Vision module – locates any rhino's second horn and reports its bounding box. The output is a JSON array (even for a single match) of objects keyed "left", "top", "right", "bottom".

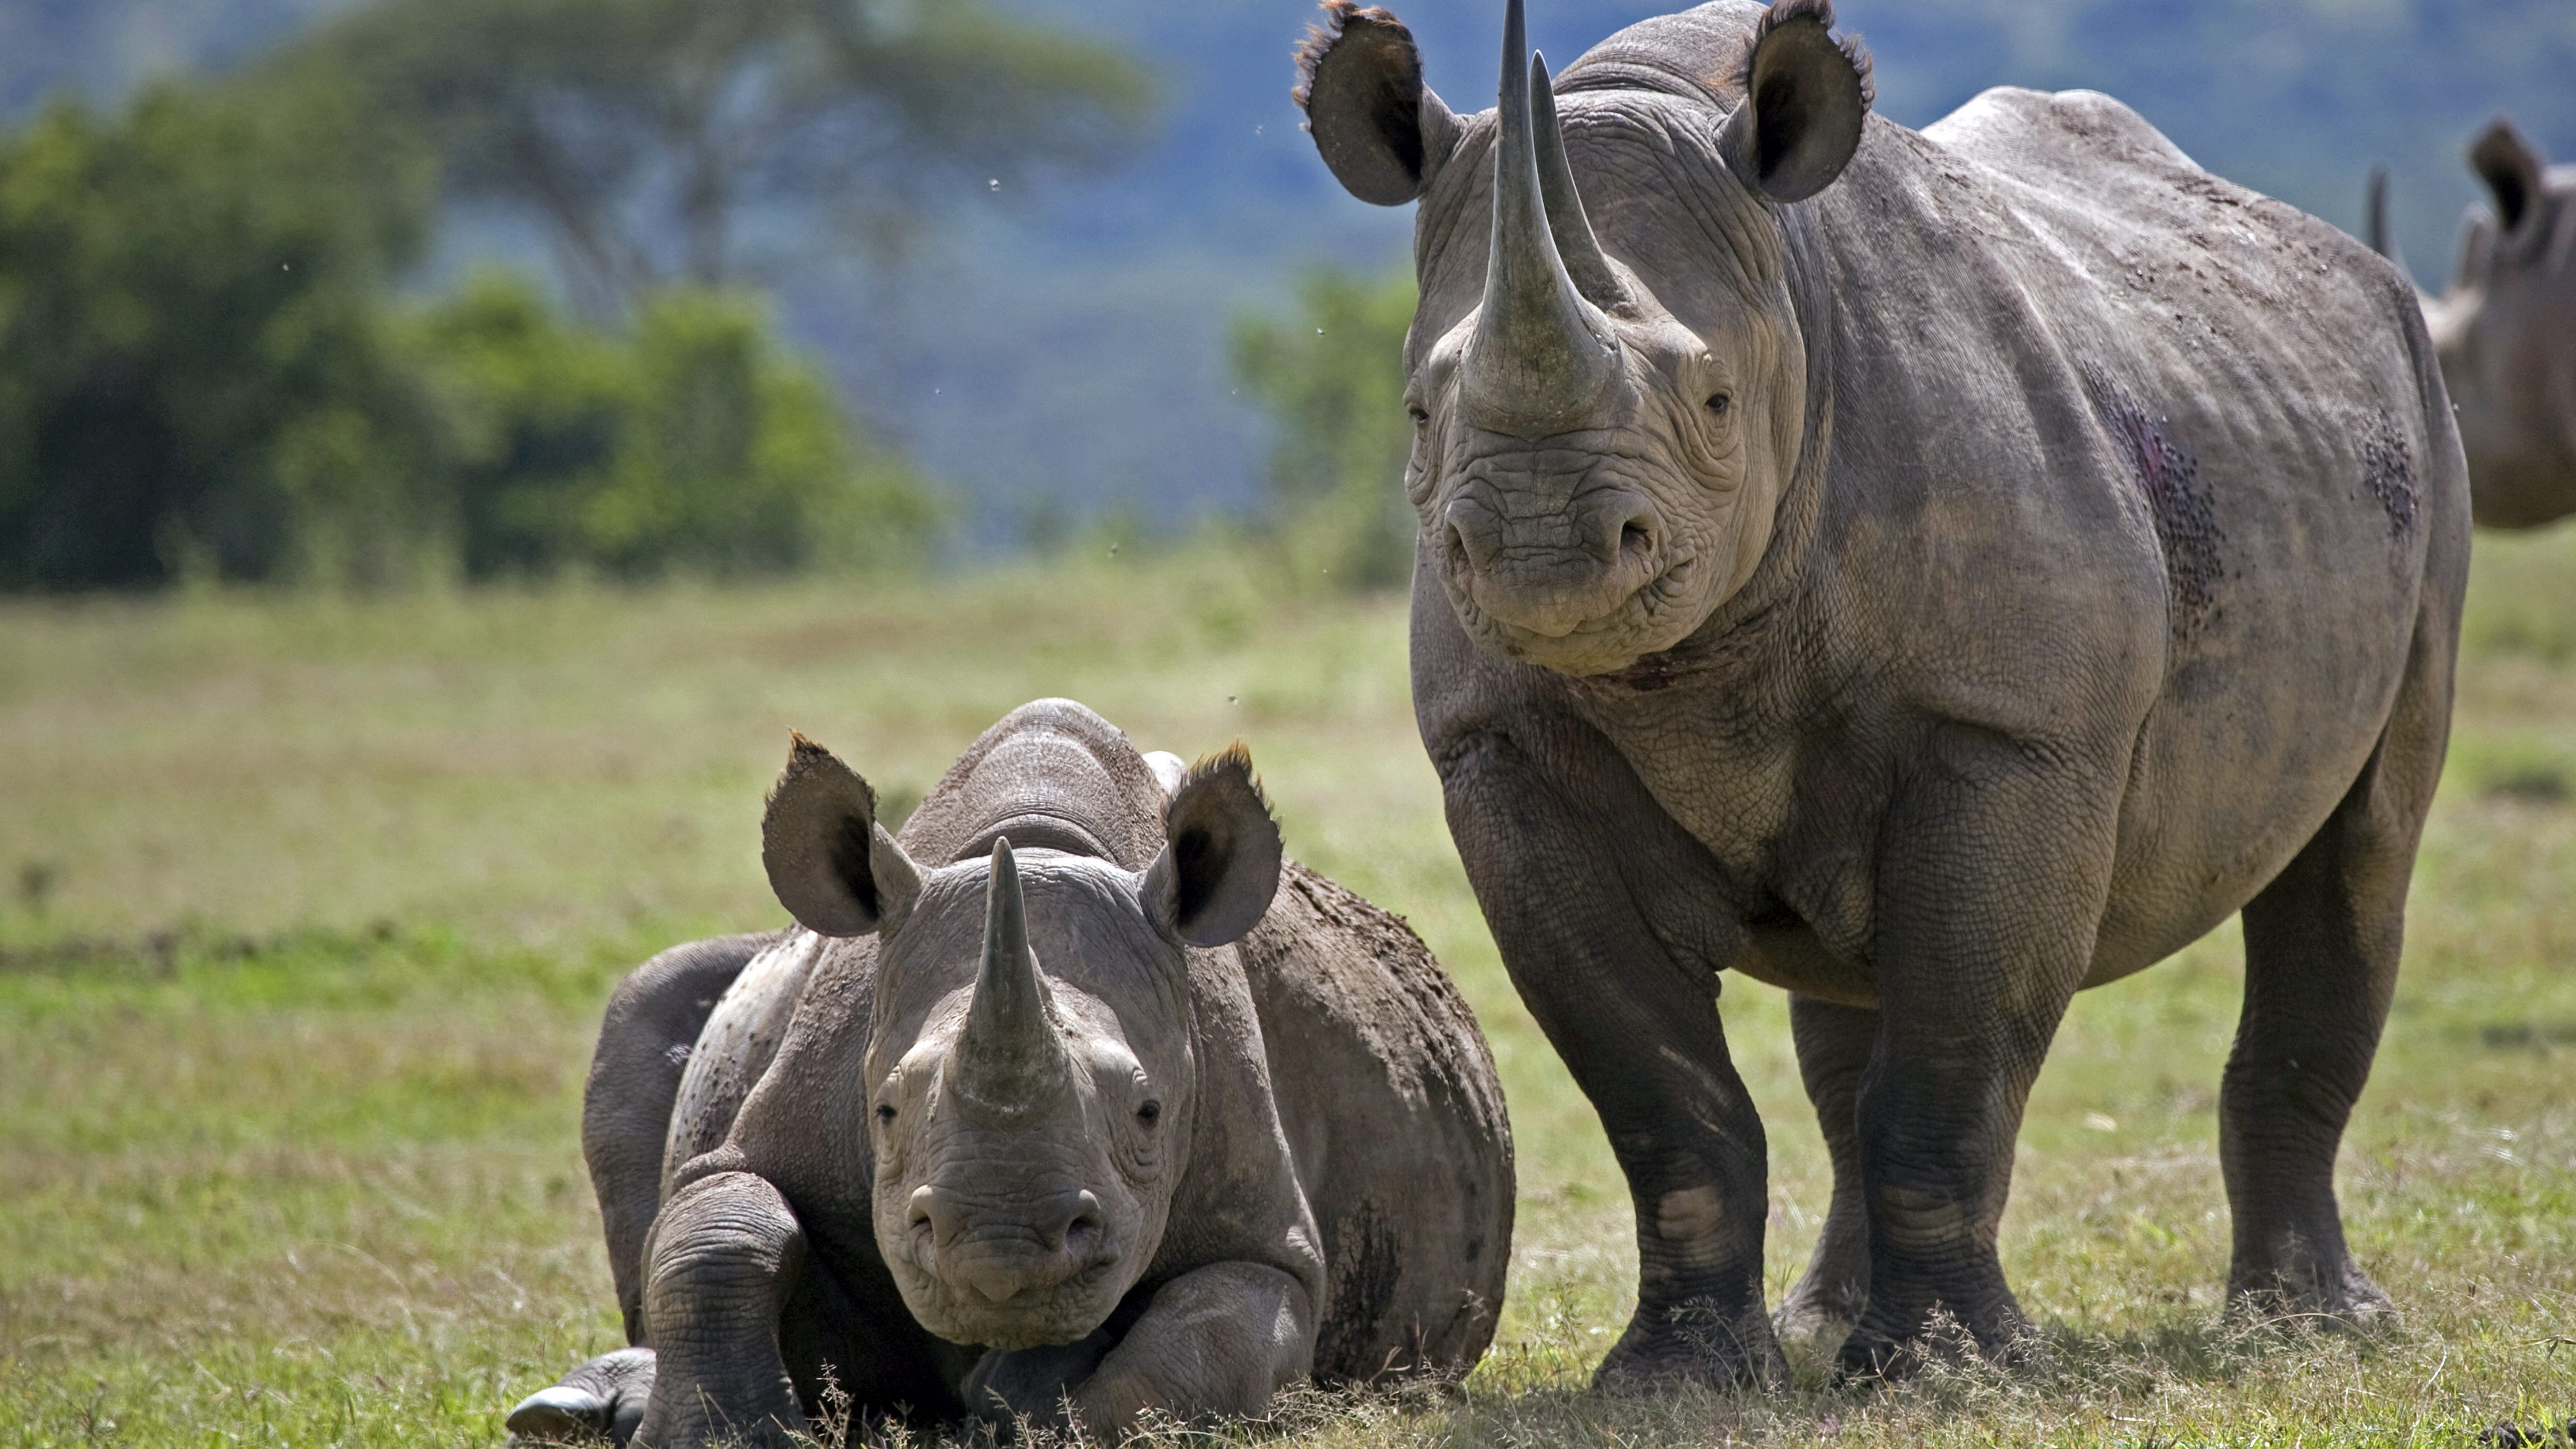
[{"left": 1461, "top": 0, "right": 1622, "bottom": 437}]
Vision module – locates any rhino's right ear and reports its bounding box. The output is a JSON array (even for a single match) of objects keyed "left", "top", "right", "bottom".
[
  {"left": 1142, "top": 744, "right": 1283, "bottom": 949},
  {"left": 1298, "top": 1, "right": 1458, "bottom": 206},
  {"left": 762, "top": 734, "right": 923, "bottom": 937}
]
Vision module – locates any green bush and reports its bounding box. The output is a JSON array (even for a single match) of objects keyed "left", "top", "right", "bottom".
[
  {"left": 412, "top": 272, "right": 941, "bottom": 581},
  {"left": 0, "top": 77, "right": 440, "bottom": 589},
  {"left": 1230, "top": 265, "right": 1418, "bottom": 592},
  {"left": 0, "top": 75, "right": 941, "bottom": 592}
]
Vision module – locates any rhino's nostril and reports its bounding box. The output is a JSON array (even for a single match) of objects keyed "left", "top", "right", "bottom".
[
  {"left": 1062, "top": 1191, "right": 1105, "bottom": 1257},
  {"left": 1445, "top": 496, "right": 1501, "bottom": 573},
  {"left": 1620, "top": 520, "right": 1653, "bottom": 559}
]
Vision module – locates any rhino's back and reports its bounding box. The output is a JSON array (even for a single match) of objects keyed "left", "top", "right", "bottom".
[{"left": 1235, "top": 863, "right": 1513, "bottom": 1382}]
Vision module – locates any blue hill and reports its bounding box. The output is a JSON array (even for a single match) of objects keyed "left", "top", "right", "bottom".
[{"left": 8, "top": 0, "right": 2573, "bottom": 541}]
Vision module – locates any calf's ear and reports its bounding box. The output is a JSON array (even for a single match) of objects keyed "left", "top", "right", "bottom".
[
  {"left": 1298, "top": 1, "right": 1458, "bottom": 206},
  {"left": 1718, "top": 0, "right": 1874, "bottom": 204},
  {"left": 2469, "top": 119, "right": 2544, "bottom": 238},
  {"left": 762, "top": 733, "right": 923, "bottom": 937},
  {"left": 1143, "top": 744, "right": 1283, "bottom": 948}
]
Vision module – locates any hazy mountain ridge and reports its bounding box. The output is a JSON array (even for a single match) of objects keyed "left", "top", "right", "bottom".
[{"left": 7, "top": 0, "right": 2571, "bottom": 539}]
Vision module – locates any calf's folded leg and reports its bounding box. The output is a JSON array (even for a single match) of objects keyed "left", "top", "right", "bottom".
[
  {"left": 966, "top": 1262, "right": 1314, "bottom": 1434},
  {"left": 634, "top": 1172, "right": 808, "bottom": 1449}
]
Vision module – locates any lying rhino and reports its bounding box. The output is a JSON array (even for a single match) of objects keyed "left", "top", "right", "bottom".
[
  {"left": 508, "top": 700, "right": 1512, "bottom": 1444},
  {"left": 1301, "top": 0, "right": 2461, "bottom": 1384},
  {"left": 2370, "top": 121, "right": 2576, "bottom": 528}
]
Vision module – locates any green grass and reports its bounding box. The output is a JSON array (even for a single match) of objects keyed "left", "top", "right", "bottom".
[{"left": 3, "top": 531, "right": 2573, "bottom": 1446}]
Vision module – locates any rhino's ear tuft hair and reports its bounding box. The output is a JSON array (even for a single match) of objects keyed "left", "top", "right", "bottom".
[
  {"left": 2469, "top": 118, "right": 2544, "bottom": 238},
  {"left": 1298, "top": 1, "right": 1458, "bottom": 206},
  {"left": 1718, "top": 0, "right": 1873, "bottom": 206},
  {"left": 762, "top": 732, "right": 923, "bottom": 937},
  {"left": 1143, "top": 742, "right": 1283, "bottom": 948}
]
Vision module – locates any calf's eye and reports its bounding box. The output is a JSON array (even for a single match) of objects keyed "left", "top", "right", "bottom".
[
  {"left": 1408, "top": 407, "right": 1430, "bottom": 428},
  {"left": 875, "top": 1103, "right": 897, "bottom": 1125},
  {"left": 1137, "top": 1100, "right": 1162, "bottom": 1127},
  {"left": 1705, "top": 393, "right": 1731, "bottom": 418}
]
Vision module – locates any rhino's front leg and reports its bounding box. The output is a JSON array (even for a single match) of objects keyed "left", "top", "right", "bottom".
[
  {"left": 634, "top": 1172, "right": 808, "bottom": 1448},
  {"left": 1434, "top": 723, "right": 1777, "bottom": 1391},
  {"left": 1840, "top": 728, "right": 2118, "bottom": 1376},
  {"left": 966, "top": 1262, "right": 1314, "bottom": 1433}
]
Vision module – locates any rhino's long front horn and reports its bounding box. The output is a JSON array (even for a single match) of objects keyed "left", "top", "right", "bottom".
[
  {"left": 1462, "top": 0, "right": 1621, "bottom": 437},
  {"left": 950, "top": 839, "right": 1067, "bottom": 1111}
]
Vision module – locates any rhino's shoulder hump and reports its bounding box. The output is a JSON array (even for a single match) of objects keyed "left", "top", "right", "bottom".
[{"left": 1924, "top": 86, "right": 2192, "bottom": 177}]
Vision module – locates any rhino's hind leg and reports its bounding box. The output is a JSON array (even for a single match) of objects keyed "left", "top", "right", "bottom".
[
  {"left": 1775, "top": 995, "right": 1875, "bottom": 1365},
  {"left": 585, "top": 932, "right": 776, "bottom": 1342},
  {"left": 507, "top": 1347, "right": 655, "bottom": 1444},
  {"left": 2223, "top": 647, "right": 2448, "bottom": 1327}
]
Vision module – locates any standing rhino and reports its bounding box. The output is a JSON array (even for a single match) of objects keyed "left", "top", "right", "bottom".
[
  {"left": 1300, "top": 0, "right": 2462, "bottom": 1383},
  {"left": 2369, "top": 122, "right": 2576, "bottom": 529},
  {"left": 508, "top": 700, "right": 1511, "bottom": 1444}
]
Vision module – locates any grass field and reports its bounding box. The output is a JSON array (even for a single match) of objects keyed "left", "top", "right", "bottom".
[{"left": 3, "top": 531, "right": 2574, "bottom": 1447}]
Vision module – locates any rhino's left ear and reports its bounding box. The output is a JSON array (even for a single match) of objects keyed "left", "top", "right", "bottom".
[
  {"left": 1142, "top": 744, "right": 1283, "bottom": 948},
  {"left": 1718, "top": 0, "right": 1874, "bottom": 205},
  {"left": 1298, "top": 1, "right": 1459, "bottom": 206},
  {"left": 762, "top": 733, "right": 923, "bottom": 937},
  {"left": 2469, "top": 118, "right": 2545, "bottom": 239}
]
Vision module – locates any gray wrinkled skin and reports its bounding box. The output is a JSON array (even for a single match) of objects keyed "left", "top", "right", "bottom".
[
  {"left": 1304, "top": 0, "right": 2463, "bottom": 1387},
  {"left": 508, "top": 700, "right": 1511, "bottom": 1445},
  {"left": 2370, "top": 122, "right": 2576, "bottom": 529}
]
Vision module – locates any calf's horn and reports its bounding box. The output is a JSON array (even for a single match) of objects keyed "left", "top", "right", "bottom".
[
  {"left": 1461, "top": 0, "right": 1622, "bottom": 437},
  {"left": 950, "top": 839, "right": 1067, "bottom": 1111}
]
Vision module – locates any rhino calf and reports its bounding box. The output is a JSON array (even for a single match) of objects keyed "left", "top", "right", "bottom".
[{"left": 508, "top": 700, "right": 1512, "bottom": 1444}]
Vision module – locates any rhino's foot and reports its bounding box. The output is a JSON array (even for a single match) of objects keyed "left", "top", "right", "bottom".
[
  {"left": 507, "top": 1348, "right": 655, "bottom": 1444},
  {"left": 1834, "top": 1297, "right": 2036, "bottom": 1384},
  {"left": 962, "top": 1329, "right": 1118, "bottom": 1434},
  {"left": 1772, "top": 1270, "right": 1865, "bottom": 1374},
  {"left": 2228, "top": 1255, "right": 2397, "bottom": 1333},
  {"left": 1592, "top": 1298, "right": 1785, "bottom": 1395}
]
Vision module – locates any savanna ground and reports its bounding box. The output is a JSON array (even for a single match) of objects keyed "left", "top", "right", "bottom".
[{"left": 3, "top": 529, "right": 2574, "bottom": 1448}]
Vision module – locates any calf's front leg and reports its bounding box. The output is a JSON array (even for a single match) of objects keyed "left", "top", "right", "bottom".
[
  {"left": 965, "top": 1262, "right": 1314, "bottom": 1433},
  {"left": 634, "top": 1172, "right": 808, "bottom": 1448}
]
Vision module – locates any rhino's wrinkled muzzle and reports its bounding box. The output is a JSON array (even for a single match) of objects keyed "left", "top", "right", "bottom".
[
  {"left": 1444, "top": 478, "right": 1664, "bottom": 641},
  {"left": 910, "top": 1182, "right": 1112, "bottom": 1304}
]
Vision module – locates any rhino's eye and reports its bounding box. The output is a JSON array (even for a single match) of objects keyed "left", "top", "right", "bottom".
[
  {"left": 1705, "top": 393, "right": 1731, "bottom": 418},
  {"left": 1137, "top": 1100, "right": 1162, "bottom": 1128},
  {"left": 1407, "top": 406, "right": 1430, "bottom": 429},
  {"left": 875, "top": 1103, "right": 897, "bottom": 1126}
]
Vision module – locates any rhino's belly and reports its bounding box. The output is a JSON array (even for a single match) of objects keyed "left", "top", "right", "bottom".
[{"left": 660, "top": 931, "right": 822, "bottom": 1198}]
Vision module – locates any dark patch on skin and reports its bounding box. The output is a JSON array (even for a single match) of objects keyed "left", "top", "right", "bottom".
[
  {"left": 1600, "top": 647, "right": 1686, "bottom": 691},
  {"left": 2362, "top": 409, "right": 2418, "bottom": 537},
  {"left": 1314, "top": 1198, "right": 1403, "bottom": 1379},
  {"left": 2083, "top": 364, "right": 2224, "bottom": 641}
]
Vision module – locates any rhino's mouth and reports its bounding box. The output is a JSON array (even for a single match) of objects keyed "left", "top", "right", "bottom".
[
  {"left": 893, "top": 1251, "right": 1130, "bottom": 1350},
  {"left": 1442, "top": 548, "right": 1702, "bottom": 677}
]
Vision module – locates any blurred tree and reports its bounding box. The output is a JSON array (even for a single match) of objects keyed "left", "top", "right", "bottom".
[
  {"left": 279, "top": 0, "right": 1157, "bottom": 315},
  {"left": 0, "top": 71, "right": 442, "bottom": 589},
  {"left": 412, "top": 270, "right": 940, "bottom": 580},
  {"left": 1230, "top": 265, "right": 1418, "bottom": 592}
]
